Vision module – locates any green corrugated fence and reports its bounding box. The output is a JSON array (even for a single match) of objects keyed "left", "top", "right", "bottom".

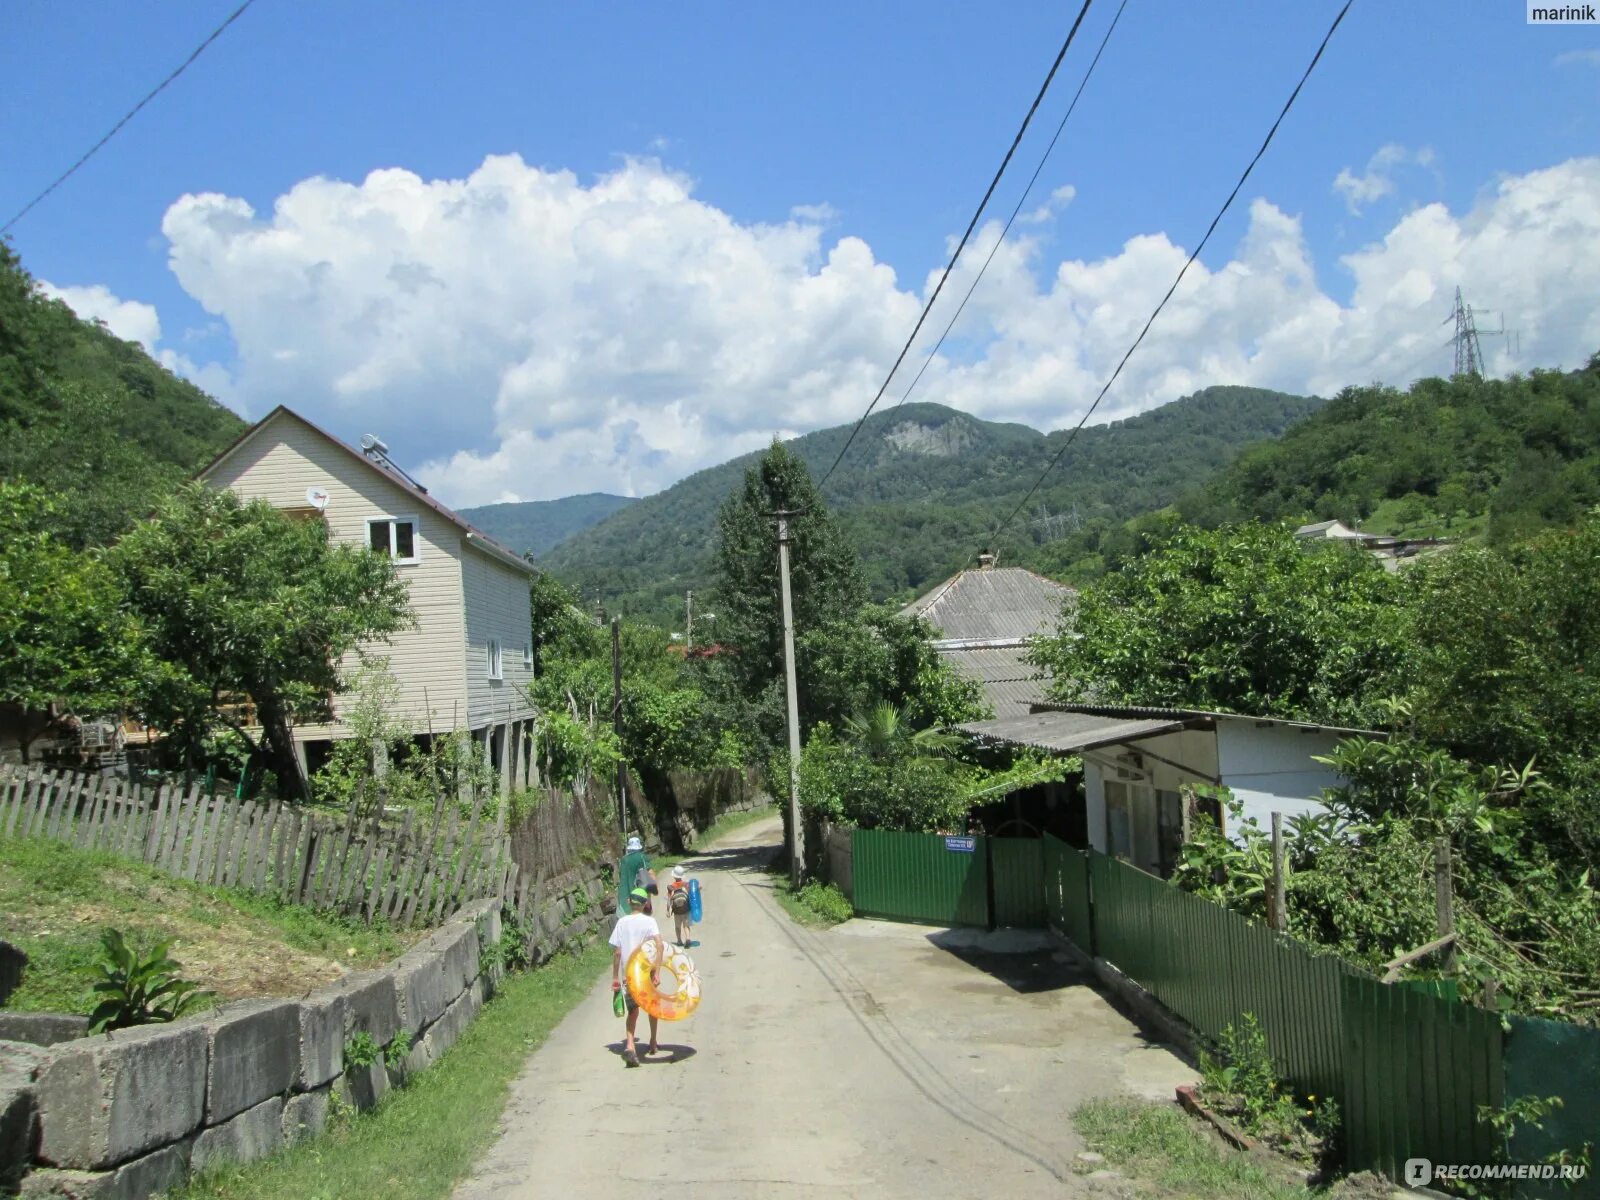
[
  {"left": 1042, "top": 834, "right": 1093, "bottom": 954},
  {"left": 850, "top": 828, "right": 988, "bottom": 927},
  {"left": 850, "top": 828, "right": 1600, "bottom": 1187},
  {"left": 1341, "top": 972, "right": 1504, "bottom": 1185}
]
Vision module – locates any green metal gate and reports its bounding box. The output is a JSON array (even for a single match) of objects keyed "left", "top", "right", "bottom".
[
  {"left": 990, "top": 837, "right": 1044, "bottom": 927},
  {"left": 1043, "top": 834, "right": 1093, "bottom": 954},
  {"left": 851, "top": 828, "right": 989, "bottom": 927}
]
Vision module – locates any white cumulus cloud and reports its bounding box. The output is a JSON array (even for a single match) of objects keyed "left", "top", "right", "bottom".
[
  {"left": 1332, "top": 143, "right": 1436, "bottom": 215},
  {"left": 37, "top": 282, "right": 162, "bottom": 351},
  {"left": 155, "top": 154, "right": 1600, "bottom": 508}
]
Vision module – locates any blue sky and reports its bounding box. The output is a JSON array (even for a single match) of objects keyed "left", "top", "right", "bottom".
[{"left": 4, "top": 1, "right": 1598, "bottom": 504}]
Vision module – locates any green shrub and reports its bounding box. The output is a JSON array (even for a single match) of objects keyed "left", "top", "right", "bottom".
[
  {"left": 344, "top": 1030, "right": 380, "bottom": 1069},
  {"left": 1197, "top": 1013, "right": 1336, "bottom": 1163},
  {"left": 798, "top": 881, "right": 853, "bottom": 924},
  {"left": 87, "top": 929, "right": 209, "bottom": 1033}
]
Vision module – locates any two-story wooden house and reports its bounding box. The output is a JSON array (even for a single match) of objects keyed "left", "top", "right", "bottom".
[{"left": 199, "top": 406, "right": 538, "bottom": 793}]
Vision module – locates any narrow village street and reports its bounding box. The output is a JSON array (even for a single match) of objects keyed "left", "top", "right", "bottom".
[{"left": 454, "top": 815, "right": 1193, "bottom": 1199}]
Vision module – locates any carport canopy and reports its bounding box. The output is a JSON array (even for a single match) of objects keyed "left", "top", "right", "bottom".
[{"left": 956, "top": 709, "right": 1188, "bottom": 754}]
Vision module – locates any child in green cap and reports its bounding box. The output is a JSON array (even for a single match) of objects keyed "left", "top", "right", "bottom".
[{"left": 609, "top": 886, "right": 664, "bottom": 1067}]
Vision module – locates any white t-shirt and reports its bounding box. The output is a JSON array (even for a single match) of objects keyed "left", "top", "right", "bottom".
[{"left": 609, "top": 911, "right": 660, "bottom": 968}]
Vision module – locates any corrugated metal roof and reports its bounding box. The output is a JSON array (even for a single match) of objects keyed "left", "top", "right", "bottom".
[
  {"left": 937, "top": 645, "right": 1049, "bottom": 718},
  {"left": 1037, "top": 702, "right": 1379, "bottom": 738},
  {"left": 957, "top": 710, "right": 1187, "bottom": 754},
  {"left": 900, "top": 567, "right": 1075, "bottom": 642}
]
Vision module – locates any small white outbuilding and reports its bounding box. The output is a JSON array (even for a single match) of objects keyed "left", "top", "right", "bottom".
[{"left": 958, "top": 703, "right": 1379, "bottom": 877}]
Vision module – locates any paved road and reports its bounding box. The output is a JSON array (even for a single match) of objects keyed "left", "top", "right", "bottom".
[{"left": 455, "top": 815, "right": 1193, "bottom": 1199}]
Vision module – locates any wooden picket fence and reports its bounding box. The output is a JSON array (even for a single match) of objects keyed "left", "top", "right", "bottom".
[{"left": 0, "top": 765, "right": 515, "bottom": 928}]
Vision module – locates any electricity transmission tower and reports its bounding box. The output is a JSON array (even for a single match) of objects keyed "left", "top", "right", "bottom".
[{"left": 1447, "top": 287, "right": 1515, "bottom": 378}]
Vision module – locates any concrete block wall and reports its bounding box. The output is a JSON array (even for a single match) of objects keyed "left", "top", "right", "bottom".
[{"left": 1, "top": 876, "right": 607, "bottom": 1199}]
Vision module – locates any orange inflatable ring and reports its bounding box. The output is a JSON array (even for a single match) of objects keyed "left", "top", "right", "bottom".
[{"left": 625, "top": 939, "right": 701, "bottom": 1021}]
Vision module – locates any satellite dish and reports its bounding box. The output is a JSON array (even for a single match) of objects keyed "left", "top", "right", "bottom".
[
  {"left": 360, "top": 434, "right": 389, "bottom": 455},
  {"left": 305, "top": 486, "right": 330, "bottom": 511}
]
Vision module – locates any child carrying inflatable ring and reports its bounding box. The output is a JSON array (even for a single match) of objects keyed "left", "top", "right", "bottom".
[{"left": 626, "top": 937, "right": 701, "bottom": 1022}]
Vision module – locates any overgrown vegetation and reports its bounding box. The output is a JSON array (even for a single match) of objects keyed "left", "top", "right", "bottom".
[
  {"left": 1074, "top": 1098, "right": 1333, "bottom": 1200},
  {"left": 1197, "top": 1014, "right": 1339, "bottom": 1166},
  {"left": 171, "top": 940, "right": 611, "bottom": 1200},
  {"left": 1049, "top": 514, "right": 1600, "bottom": 1024}
]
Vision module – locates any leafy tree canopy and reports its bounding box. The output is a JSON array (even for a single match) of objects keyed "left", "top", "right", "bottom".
[
  {"left": 107, "top": 484, "right": 413, "bottom": 798},
  {"left": 1032, "top": 522, "right": 1409, "bottom": 727},
  {"left": 0, "top": 482, "right": 143, "bottom": 758}
]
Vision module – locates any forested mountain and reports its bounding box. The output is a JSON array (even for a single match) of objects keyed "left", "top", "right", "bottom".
[
  {"left": 1187, "top": 362, "right": 1600, "bottom": 543},
  {"left": 458, "top": 493, "right": 635, "bottom": 557},
  {"left": 1035, "top": 359, "right": 1600, "bottom": 579},
  {"left": 544, "top": 386, "right": 1323, "bottom": 625},
  {"left": 0, "top": 244, "right": 244, "bottom": 546}
]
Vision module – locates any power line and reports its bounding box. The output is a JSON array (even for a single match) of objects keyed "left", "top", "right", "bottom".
[
  {"left": 890, "top": 0, "right": 1130, "bottom": 415},
  {"left": 816, "top": 0, "right": 1097, "bottom": 489},
  {"left": 993, "top": 0, "right": 1354, "bottom": 544},
  {"left": 2, "top": 0, "right": 259, "bottom": 235}
]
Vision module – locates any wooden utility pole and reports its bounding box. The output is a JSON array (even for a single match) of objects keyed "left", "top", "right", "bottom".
[
  {"left": 1435, "top": 836, "right": 1457, "bottom": 975},
  {"left": 1270, "top": 811, "right": 1287, "bottom": 933},
  {"left": 775, "top": 511, "right": 805, "bottom": 887},
  {"left": 611, "top": 615, "right": 627, "bottom": 839}
]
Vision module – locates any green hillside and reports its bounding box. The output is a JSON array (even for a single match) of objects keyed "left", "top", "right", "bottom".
[
  {"left": 0, "top": 244, "right": 245, "bottom": 546},
  {"left": 1033, "top": 359, "right": 1600, "bottom": 579},
  {"left": 457, "top": 492, "right": 635, "bottom": 558},
  {"left": 545, "top": 386, "right": 1323, "bottom": 625},
  {"left": 1185, "top": 361, "right": 1600, "bottom": 542}
]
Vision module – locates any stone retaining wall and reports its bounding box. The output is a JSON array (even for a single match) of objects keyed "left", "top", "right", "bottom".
[
  {"left": 1, "top": 863, "right": 612, "bottom": 1199},
  {"left": 658, "top": 767, "right": 771, "bottom": 852}
]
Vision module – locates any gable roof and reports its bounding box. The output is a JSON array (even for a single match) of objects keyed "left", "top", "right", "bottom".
[
  {"left": 900, "top": 566, "right": 1075, "bottom": 643},
  {"left": 197, "top": 405, "right": 536, "bottom": 576}
]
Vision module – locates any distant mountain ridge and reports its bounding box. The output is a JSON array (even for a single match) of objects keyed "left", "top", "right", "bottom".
[
  {"left": 542, "top": 386, "right": 1324, "bottom": 626},
  {"left": 458, "top": 492, "right": 635, "bottom": 558}
]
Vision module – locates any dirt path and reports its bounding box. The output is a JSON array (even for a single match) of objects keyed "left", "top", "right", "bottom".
[{"left": 454, "top": 815, "right": 1193, "bottom": 1198}]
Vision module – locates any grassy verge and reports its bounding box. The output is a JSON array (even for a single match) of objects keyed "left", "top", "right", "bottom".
[
  {"left": 767, "top": 869, "right": 853, "bottom": 928},
  {"left": 0, "top": 835, "right": 415, "bottom": 1016},
  {"left": 171, "top": 939, "right": 612, "bottom": 1200},
  {"left": 1073, "top": 1100, "right": 1391, "bottom": 1199},
  {"left": 1074, "top": 1098, "right": 1314, "bottom": 1199}
]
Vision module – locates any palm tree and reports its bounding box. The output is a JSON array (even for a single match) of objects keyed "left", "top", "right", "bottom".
[{"left": 842, "top": 701, "right": 961, "bottom": 763}]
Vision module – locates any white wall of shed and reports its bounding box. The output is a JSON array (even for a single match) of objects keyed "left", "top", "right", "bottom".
[{"left": 1215, "top": 720, "right": 1345, "bottom": 831}]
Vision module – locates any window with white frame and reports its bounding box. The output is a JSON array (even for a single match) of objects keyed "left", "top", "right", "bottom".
[
  {"left": 523, "top": 643, "right": 533, "bottom": 670},
  {"left": 367, "top": 517, "right": 420, "bottom": 564},
  {"left": 487, "top": 638, "right": 503, "bottom": 681}
]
